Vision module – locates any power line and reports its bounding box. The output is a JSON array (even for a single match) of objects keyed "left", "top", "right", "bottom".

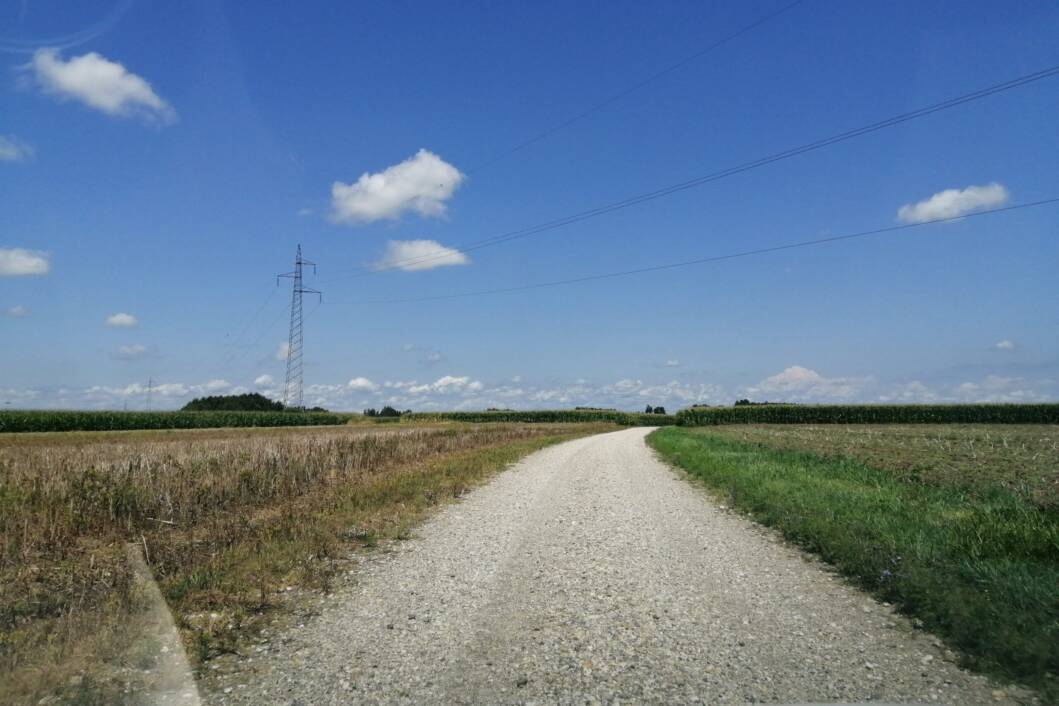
[
  {"left": 467, "top": 0, "right": 807, "bottom": 173},
  {"left": 326, "top": 198, "right": 1059, "bottom": 305},
  {"left": 321, "top": 63, "right": 1059, "bottom": 281}
]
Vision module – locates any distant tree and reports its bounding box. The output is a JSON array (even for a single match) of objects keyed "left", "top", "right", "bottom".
[
  {"left": 363, "top": 408, "right": 378, "bottom": 417},
  {"left": 378, "top": 406, "right": 401, "bottom": 417},
  {"left": 734, "top": 398, "right": 752, "bottom": 406},
  {"left": 653, "top": 406, "right": 666, "bottom": 415},
  {"left": 644, "top": 405, "right": 654, "bottom": 414},
  {"left": 182, "top": 393, "right": 284, "bottom": 412}
]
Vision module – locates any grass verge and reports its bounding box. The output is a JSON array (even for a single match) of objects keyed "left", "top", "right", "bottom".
[
  {"left": 647, "top": 426, "right": 1058, "bottom": 700},
  {"left": 1, "top": 422, "right": 610, "bottom": 704}
]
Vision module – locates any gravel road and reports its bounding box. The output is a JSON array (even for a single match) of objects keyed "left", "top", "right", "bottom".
[{"left": 207, "top": 428, "right": 1027, "bottom": 705}]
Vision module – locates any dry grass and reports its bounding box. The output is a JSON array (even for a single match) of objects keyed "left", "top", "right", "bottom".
[
  {"left": 702, "top": 424, "right": 1059, "bottom": 509},
  {"left": 0, "top": 422, "right": 610, "bottom": 704}
]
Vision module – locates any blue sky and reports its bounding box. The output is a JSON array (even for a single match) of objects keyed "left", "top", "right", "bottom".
[{"left": 2, "top": 0, "right": 1058, "bottom": 411}]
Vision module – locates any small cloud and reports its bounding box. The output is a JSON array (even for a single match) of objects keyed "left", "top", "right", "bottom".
[
  {"left": 347, "top": 376, "right": 378, "bottom": 392},
  {"left": 375, "top": 239, "right": 468, "bottom": 272},
  {"left": 105, "top": 312, "right": 138, "bottom": 328},
  {"left": 994, "top": 340, "right": 1016, "bottom": 351},
  {"left": 0, "top": 248, "right": 49, "bottom": 276},
  {"left": 663, "top": 359, "right": 681, "bottom": 368},
  {"left": 330, "top": 149, "right": 464, "bottom": 224},
  {"left": 202, "top": 379, "right": 230, "bottom": 392},
  {"left": 0, "top": 135, "right": 34, "bottom": 163},
  {"left": 5, "top": 305, "right": 29, "bottom": 318},
  {"left": 111, "top": 343, "right": 149, "bottom": 361},
  {"left": 254, "top": 374, "right": 274, "bottom": 386},
  {"left": 897, "top": 183, "right": 1008, "bottom": 224},
  {"left": 276, "top": 341, "right": 290, "bottom": 361},
  {"left": 296, "top": 208, "right": 313, "bottom": 217},
  {"left": 748, "top": 365, "right": 869, "bottom": 400},
  {"left": 26, "top": 48, "right": 176, "bottom": 124}
]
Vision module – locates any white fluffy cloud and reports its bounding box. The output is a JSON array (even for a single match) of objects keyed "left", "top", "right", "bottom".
[
  {"left": 5, "top": 305, "right": 29, "bottom": 318},
  {"left": 111, "top": 343, "right": 148, "bottom": 361},
  {"left": 254, "top": 374, "right": 274, "bottom": 387},
  {"left": 897, "top": 183, "right": 1008, "bottom": 224},
  {"left": 276, "top": 341, "right": 290, "bottom": 361},
  {"left": 105, "top": 312, "right": 138, "bottom": 328},
  {"left": 347, "top": 377, "right": 379, "bottom": 392},
  {"left": 662, "top": 359, "right": 681, "bottom": 368},
  {"left": 406, "top": 375, "right": 483, "bottom": 396},
  {"left": 0, "top": 135, "right": 34, "bottom": 162},
  {"left": 331, "top": 149, "right": 464, "bottom": 224},
  {"left": 747, "top": 365, "right": 869, "bottom": 400},
  {"left": 28, "top": 48, "right": 176, "bottom": 124},
  {"left": 994, "top": 340, "right": 1016, "bottom": 351},
  {"left": 0, "top": 248, "right": 49, "bottom": 276},
  {"left": 375, "top": 240, "right": 468, "bottom": 272}
]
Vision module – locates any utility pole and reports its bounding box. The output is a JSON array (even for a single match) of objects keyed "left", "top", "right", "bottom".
[
  {"left": 146, "top": 377, "right": 153, "bottom": 412},
  {"left": 277, "top": 245, "right": 321, "bottom": 409}
]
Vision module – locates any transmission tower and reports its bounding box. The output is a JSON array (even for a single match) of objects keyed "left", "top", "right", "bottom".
[{"left": 277, "top": 245, "right": 321, "bottom": 409}]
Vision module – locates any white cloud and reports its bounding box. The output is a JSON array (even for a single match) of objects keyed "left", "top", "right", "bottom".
[
  {"left": 406, "top": 375, "right": 482, "bottom": 395},
  {"left": 746, "top": 365, "right": 869, "bottom": 401},
  {"left": 111, "top": 343, "right": 148, "bottom": 361},
  {"left": 897, "top": 183, "right": 1008, "bottom": 224},
  {"left": 876, "top": 380, "right": 938, "bottom": 403},
  {"left": 994, "top": 340, "right": 1016, "bottom": 351},
  {"left": 375, "top": 239, "right": 468, "bottom": 272},
  {"left": 330, "top": 149, "right": 464, "bottom": 224},
  {"left": 28, "top": 48, "right": 176, "bottom": 124},
  {"left": 0, "top": 135, "right": 34, "bottom": 162},
  {"left": 347, "top": 376, "right": 378, "bottom": 392},
  {"left": 254, "top": 374, "right": 274, "bottom": 387},
  {"left": 276, "top": 341, "right": 290, "bottom": 361},
  {"left": 663, "top": 359, "right": 681, "bottom": 368},
  {"left": 5, "top": 305, "right": 29, "bottom": 318},
  {"left": 0, "top": 248, "right": 49, "bottom": 276},
  {"left": 202, "top": 379, "right": 231, "bottom": 392},
  {"left": 105, "top": 312, "right": 138, "bottom": 328}
]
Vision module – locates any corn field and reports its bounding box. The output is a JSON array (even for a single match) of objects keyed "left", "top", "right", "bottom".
[
  {"left": 404, "top": 410, "right": 679, "bottom": 425},
  {"left": 675, "top": 403, "right": 1059, "bottom": 426},
  {"left": 0, "top": 410, "right": 351, "bottom": 433}
]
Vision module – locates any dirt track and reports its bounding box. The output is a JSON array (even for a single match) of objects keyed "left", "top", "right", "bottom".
[{"left": 208, "top": 427, "right": 1022, "bottom": 705}]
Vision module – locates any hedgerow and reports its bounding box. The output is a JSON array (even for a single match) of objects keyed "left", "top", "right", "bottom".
[{"left": 675, "top": 403, "right": 1059, "bottom": 426}]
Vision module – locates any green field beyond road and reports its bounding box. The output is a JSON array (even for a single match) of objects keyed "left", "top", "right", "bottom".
[{"left": 648, "top": 425, "right": 1059, "bottom": 700}]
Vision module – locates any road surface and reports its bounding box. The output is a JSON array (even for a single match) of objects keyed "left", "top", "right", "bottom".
[{"left": 208, "top": 428, "right": 1022, "bottom": 705}]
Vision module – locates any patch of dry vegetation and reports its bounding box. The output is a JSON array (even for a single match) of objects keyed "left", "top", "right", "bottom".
[{"left": 0, "top": 422, "right": 609, "bottom": 704}]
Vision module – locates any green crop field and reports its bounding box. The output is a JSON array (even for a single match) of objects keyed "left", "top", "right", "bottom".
[
  {"left": 674, "top": 403, "right": 1059, "bottom": 426},
  {"left": 648, "top": 424, "right": 1059, "bottom": 699},
  {"left": 0, "top": 410, "right": 352, "bottom": 433},
  {"left": 404, "top": 409, "right": 678, "bottom": 425}
]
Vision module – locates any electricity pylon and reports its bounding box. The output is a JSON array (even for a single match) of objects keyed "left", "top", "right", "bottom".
[{"left": 277, "top": 245, "right": 321, "bottom": 409}]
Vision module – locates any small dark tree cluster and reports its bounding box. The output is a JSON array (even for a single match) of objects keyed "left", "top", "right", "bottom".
[
  {"left": 734, "top": 399, "right": 795, "bottom": 407},
  {"left": 644, "top": 405, "right": 667, "bottom": 415},
  {"left": 182, "top": 393, "right": 284, "bottom": 412},
  {"left": 363, "top": 406, "right": 409, "bottom": 418}
]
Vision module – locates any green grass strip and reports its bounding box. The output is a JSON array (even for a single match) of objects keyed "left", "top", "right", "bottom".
[{"left": 647, "top": 427, "right": 1059, "bottom": 699}]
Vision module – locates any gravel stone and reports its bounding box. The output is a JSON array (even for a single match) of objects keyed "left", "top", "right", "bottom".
[{"left": 205, "top": 428, "right": 1032, "bottom": 705}]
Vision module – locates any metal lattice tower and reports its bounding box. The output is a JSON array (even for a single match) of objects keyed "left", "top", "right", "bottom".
[{"left": 277, "top": 245, "right": 321, "bottom": 409}]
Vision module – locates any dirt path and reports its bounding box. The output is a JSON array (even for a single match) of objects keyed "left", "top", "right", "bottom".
[{"left": 207, "top": 428, "right": 1023, "bottom": 705}]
